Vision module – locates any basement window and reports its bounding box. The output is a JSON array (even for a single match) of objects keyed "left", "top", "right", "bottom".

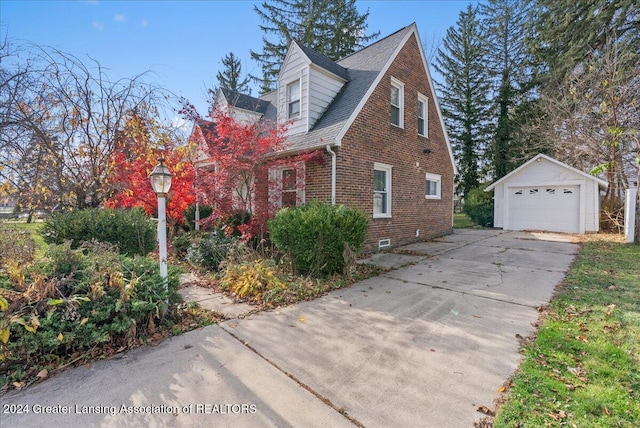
[{"left": 379, "top": 238, "right": 391, "bottom": 249}]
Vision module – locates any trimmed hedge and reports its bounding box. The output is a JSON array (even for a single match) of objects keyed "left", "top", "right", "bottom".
[
  {"left": 268, "top": 202, "right": 368, "bottom": 277},
  {"left": 40, "top": 208, "right": 156, "bottom": 256}
]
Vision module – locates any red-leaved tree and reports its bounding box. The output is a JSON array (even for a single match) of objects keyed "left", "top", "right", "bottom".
[
  {"left": 105, "top": 113, "right": 195, "bottom": 226},
  {"left": 185, "top": 103, "right": 322, "bottom": 241}
]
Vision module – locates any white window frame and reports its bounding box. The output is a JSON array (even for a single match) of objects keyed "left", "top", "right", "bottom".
[
  {"left": 269, "top": 163, "right": 305, "bottom": 209},
  {"left": 418, "top": 93, "right": 428, "bottom": 137},
  {"left": 374, "top": 162, "right": 392, "bottom": 218},
  {"left": 287, "top": 79, "right": 301, "bottom": 119},
  {"left": 425, "top": 172, "right": 441, "bottom": 200},
  {"left": 280, "top": 168, "right": 298, "bottom": 207},
  {"left": 390, "top": 77, "right": 404, "bottom": 128}
]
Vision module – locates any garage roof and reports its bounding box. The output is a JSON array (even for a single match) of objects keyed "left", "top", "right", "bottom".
[{"left": 485, "top": 154, "right": 608, "bottom": 192}]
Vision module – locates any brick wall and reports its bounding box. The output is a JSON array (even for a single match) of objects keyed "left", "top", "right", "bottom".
[{"left": 335, "top": 33, "right": 454, "bottom": 252}]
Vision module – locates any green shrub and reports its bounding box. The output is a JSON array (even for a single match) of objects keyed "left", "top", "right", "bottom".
[
  {"left": 463, "top": 186, "right": 494, "bottom": 227},
  {"left": 183, "top": 204, "right": 213, "bottom": 231},
  {"left": 268, "top": 202, "right": 368, "bottom": 277},
  {"left": 181, "top": 231, "right": 236, "bottom": 271},
  {"left": 40, "top": 208, "right": 156, "bottom": 256},
  {"left": 186, "top": 231, "right": 237, "bottom": 271}
]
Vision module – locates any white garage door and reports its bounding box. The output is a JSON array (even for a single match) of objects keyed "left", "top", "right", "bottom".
[{"left": 507, "top": 185, "right": 580, "bottom": 233}]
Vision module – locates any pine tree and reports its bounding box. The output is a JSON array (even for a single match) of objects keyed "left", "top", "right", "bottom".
[
  {"left": 434, "top": 5, "right": 492, "bottom": 198},
  {"left": 216, "top": 52, "right": 251, "bottom": 95},
  {"left": 481, "top": 0, "right": 533, "bottom": 179},
  {"left": 322, "top": 0, "right": 378, "bottom": 60},
  {"left": 532, "top": 0, "right": 639, "bottom": 89},
  {"left": 251, "top": 0, "right": 378, "bottom": 93}
]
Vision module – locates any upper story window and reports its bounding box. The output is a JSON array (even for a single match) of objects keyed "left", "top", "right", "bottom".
[
  {"left": 390, "top": 77, "right": 404, "bottom": 128},
  {"left": 287, "top": 80, "right": 301, "bottom": 119},
  {"left": 418, "top": 93, "right": 428, "bottom": 137}
]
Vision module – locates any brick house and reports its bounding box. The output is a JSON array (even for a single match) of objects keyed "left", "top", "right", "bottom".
[{"left": 192, "top": 23, "right": 456, "bottom": 251}]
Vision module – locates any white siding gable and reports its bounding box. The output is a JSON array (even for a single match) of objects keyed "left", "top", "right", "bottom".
[
  {"left": 308, "top": 65, "right": 345, "bottom": 130},
  {"left": 278, "top": 44, "right": 309, "bottom": 135},
  {"left": 213, "top": 90, "right": 262, "bottom": 125},
  {"left": 278, "top": 42, "right": 346, "bottom": 135}
]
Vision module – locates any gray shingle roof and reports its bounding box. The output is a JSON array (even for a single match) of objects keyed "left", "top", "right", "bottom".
[
  {"left": 284, "top": 24, "right": 415, "bottom": 153},
  {"left": 293, "top": 41, "right": 349, "bottom": 81},
  {"left": 221, "top": 88, "right": 271, "bottom": 115}
]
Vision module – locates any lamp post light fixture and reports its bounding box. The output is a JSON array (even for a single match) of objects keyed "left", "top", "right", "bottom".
[{"left": 149, "top": 157, "right": 172, "bottom": 290}]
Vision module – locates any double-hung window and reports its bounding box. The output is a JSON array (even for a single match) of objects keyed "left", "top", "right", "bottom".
[
  {"left": 418, "top": 93, "right": 428, "bottom": 137},
  {"left": 281, "top": 168, "right": 297, "bottom": 207},
  {"left": 374, "top": 163, "right": 392, "bottom": 217},
  {"left": 287, "top": 80, "right": 300, "bottom": 119},
  {"left": 425, "top": 173, "right": 441, "bottom": 200},
  {"left": 390, "top": 78, "right": 404, "bottom": 127}
]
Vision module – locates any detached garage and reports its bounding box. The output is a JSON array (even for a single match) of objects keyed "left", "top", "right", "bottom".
[{"left": 486, "top": 154, "right": 608, "bottom": 233}]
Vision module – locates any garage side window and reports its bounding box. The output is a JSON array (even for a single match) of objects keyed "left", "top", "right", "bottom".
[
  {"left": 374, "top": 163, "right": 392, "bottom": 217},
  {"left": 425, "top": 173, "right": 441, "bottom": 199}
]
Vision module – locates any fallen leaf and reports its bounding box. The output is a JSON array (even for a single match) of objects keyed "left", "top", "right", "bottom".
[
  {"left": 575, "top": 335, "right": 588, "bottom": 343},
  {"left": 476, "top": 405, "right": 494, "bottom": 416},
  {"left": 13, "top": 382, "right": 25, "bottom": 390},
  {"left": 298, "top": 317, "right": 306, "bottom": 322},
  {"left": 606, "top": 304, "right": 616, "bottom": 317},
  {"left": 36, "top": 369, "right": 48, "bottom": 379},
  {"left": 57, "top": 332, "right": 64, "bottom": 342},
  {"left": 548, "top": 410, "right": 567, "bottom": 420},
  {"left": 0, "top": 328, "right": 9, "bottom": 344},
  {"left": 498, "top": 386, "right": 506, "bottom": 393},
  {"left": 80, "top": 317, "right": 89, "bottom": 326}
]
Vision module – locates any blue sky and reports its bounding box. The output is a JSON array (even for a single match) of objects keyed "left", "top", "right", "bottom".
[{"left": 1, "top": 0, "right": 477, "bottom": 116}]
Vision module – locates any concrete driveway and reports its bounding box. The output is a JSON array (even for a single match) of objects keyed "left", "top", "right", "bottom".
[{"left": 0, "top": 230, "right": 579, "bottom": 428}]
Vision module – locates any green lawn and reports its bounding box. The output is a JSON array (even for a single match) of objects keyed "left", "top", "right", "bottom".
[
  {"left": 1, "top": 221, "right": 47, "bottom": 254},
  {"left": 494, "top": 237, "right": 640, "bottom": 427},
  {"left": 453, "top": 212, "right": 477, "bottom": 228}
]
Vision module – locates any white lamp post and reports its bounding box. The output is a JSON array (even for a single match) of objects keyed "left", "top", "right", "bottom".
[{"left": 149, "top": 157, "right": 172, "bottom": 290}]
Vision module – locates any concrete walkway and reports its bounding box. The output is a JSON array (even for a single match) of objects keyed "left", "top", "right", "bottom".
[{"left": 0, "top": 230, "right": 579, "bottom": 427}]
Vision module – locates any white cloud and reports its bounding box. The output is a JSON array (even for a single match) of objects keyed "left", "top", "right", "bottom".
[
  {"left": 114, "top": 14, "right": 125, "bottom": 22},
  {"left": 92, "top": 21, "right": 104, "bottom": 31}
]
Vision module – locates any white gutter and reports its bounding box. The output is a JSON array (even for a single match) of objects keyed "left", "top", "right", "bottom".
[{"left": 326, "top": 145, "right": 336, "bottom": 205}]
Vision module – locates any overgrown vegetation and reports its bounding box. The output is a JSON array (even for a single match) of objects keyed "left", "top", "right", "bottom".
[
  {"left": 493, "top": 237, "right": 640, "bottom": 427},
  {"left": 463, "top": 186, "right": 494, "bottom": 227},
  {"left": 41, "top": 208, "right": 156, "bottom": 256},
  {"left": 268, "top": 202, "right": 368, "bottom": 277},
  {"left": 0, "top": 212, "right": 220, "bottom": 393}
]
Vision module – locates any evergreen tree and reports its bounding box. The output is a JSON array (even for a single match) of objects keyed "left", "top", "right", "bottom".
[
  {"left": 481, "top": 0, "right": 533, "bottom": 179},
  {"left": 216, "top": 52, "right": 251, "bottom": 95},
  {"left": 532, "top": 0, "right": 639, "bottom": 89},
  {"left": 251, "top": 0, "right": 378, "bottom": 93},
  {"left": 434, "top": 5, "right": 492, "bottom": 198}
]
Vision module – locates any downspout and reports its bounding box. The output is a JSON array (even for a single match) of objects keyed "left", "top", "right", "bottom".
[{"left": 326, "top": 145, "right": 336, "bottom": 205}]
